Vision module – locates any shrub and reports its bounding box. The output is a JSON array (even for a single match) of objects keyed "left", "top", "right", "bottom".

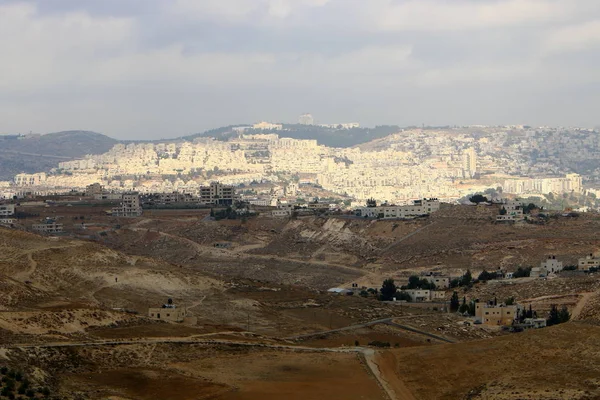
[{"left": 368, "top": 341, "right": 391, "bottom": 348}]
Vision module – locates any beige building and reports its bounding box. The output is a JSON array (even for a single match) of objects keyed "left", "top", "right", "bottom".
[
  {"left": 579, "top": 254, "right": 600, "bottom": 271},
  {"left": 253, "top": 121, "right": 283, "bottom": 130},
  {"left": 475, "top": 301, "right": 517, "bottom": 326},
  {"left": 32, "top": 221, "right": 64, "bottom": 234},
  {"left": 148, "top": 299, "right": 186, "bottom": 322},
  {"left": 423, "top": 275, "right": 450, "bottom": 289},
  {"left": 199, "top": 182, "right": 237, "bottom": 205},
  {"left": 402, "top": 290, "right": 446, "bottom": 302},
  {"left": 359, "top": 198, "right": 441, "bottom": 220},
  {"left": 85, "top": 183, "right": 103, "bottom": 197},
  {"left": 112, "top": 194, "right": 143, "bottom": 217}
]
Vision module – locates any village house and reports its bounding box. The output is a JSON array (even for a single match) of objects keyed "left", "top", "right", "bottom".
[
  {"left": 475, "top": 300, "right": 517, "bottom": 326},
  {"left": 539, "top": 255, "right": 563, "bottom": 275},
  {"left": 272, "top": 202, "right": 295, "bottom": 217},
  {"left": 423, "top": 275, "right": 450, "bottom": 289},
  {"left": 403, "top": 289, "right": 446, "bottom": 302},
  {"left": 358, "top": 198, "right": 440, "bottom": 220},
  {"left": 32, "top": 220, "right": 64, "bottom": 234},
  {"left": 496, "top": 199, "right": 524, "bottom": 222},
  {"left": 148, "top": 299, "right": 186, "bottom": 323},
  {"left": 112, "top": 193, "right": 143, "bottom": 217},
  {"left": 578, "top": 254, "right": 600, "bottom": 271}
]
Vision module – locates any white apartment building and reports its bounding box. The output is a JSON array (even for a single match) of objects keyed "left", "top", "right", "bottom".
[
  {"left": 462, "top": 147, "right": 477, "bottom": 178},
  {"left": 402, "top": 290, "right": 446, "bottom": 302},
  {"left": 496, "top": 199, "right": 524, "bottom": 222},
  {"left": 0, "top": 204, "right": 15, "bottom": 217},
  {"left": 112, "top": 194, "right": 143, "bottom": 217},
  {"left": 253, "top": 122, "right": 283, "bottom": 130},
  {"left": 272, "top": 203, "right": 294, "bottom": 217},
  {"left": 199, "top": 182, "right": 237, "bottom": 205},
  {"left": 579, "top": 254, "right": 600, "bottom": 271},
  {"left": 503, "top": 174, "right": 582, "bottom": 195},
  {"left": 541, "top": 255, "right": 563, "bottom": 274},
  {"left": 14, "top": 173, "right": 47, "bottom": 186},
  {"left": 359, "top": 198, "right": 441, "bottom": 220}
]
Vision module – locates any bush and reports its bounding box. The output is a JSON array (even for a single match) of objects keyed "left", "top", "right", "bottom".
[
  {"left": 513, "top": 266, "right": 532, "bottom": 278},
  {"left": 0, "top": 366, "right": 7, "bottom": 374},
  {"left": 477, "top": 270, "right": 498, "bottom": 281},
  {"left": 354, "top": 340, "right": 360, "bottom": 346},
  {"left": 368, "top": 341, "right": 391, "bottom": 348}
]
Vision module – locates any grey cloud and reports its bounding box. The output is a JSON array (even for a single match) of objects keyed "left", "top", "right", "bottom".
[{"left": 0, "top": 0, "right": 599, "bottom": 140}]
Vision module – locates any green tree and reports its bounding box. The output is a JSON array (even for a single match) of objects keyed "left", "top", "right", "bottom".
[
  {"left": 469, "top": 194, "right": 488, "bottom": 204},
  {"left": 450, "top": 291, "right": 460, "bottom": 312},
  {"left": 461, "top": 270, "right": 473, "bottom": 286},
  {"left": 505, "top": 297, "right": 515, "bottom": 306},
  {"left": 458, "top": 296, "right": 469, "bottom": 313},
  {"left": 394, "top": 291, "right": 412, "bottom": 302},
  {"left": 380, "top": 279, "right": 397, "bottom": 301},
  {"left": 559, "top": 306, "right": 571, "bottom": 323},
  {"left": 547, "top": 305, "right": 561, "bottom": 326}
]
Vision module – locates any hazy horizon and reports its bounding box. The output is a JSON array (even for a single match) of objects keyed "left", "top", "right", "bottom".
[{"left": 1, "top": 0, "right": 599, "bottom": 140}]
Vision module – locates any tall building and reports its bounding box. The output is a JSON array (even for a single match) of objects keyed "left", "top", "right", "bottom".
[
  {"left": 299, "top": 113, "right": 314, "bottom": 125},
  {"left": 199, "top": 182, "right": 237, "bottom": 205},
  {"left": 112, "top": 194, "right": 143, "bottom": 217},
  {"left": 462, "top": 148, "right": 477, "bottom": 178}
]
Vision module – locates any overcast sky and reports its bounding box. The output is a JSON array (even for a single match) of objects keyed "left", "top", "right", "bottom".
[{"left": 0, "top": 0, "right": 599, "bottom": 139}]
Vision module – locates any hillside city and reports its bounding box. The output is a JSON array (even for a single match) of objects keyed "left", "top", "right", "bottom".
[{"left": 1, "top": 121, "right": 599, "bottom": 212}]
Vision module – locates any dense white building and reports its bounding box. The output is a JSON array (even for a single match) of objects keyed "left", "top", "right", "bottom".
[
  {"left": 358, "top": 198, "right": 441, "bottom": 220},
  {"left": 503, "top": 174, "right": 582, "bottom": 195}
]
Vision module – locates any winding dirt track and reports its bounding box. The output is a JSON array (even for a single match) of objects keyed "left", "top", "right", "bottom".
[{"left": 4, "top": 336, "right": 413, "bottom": 400}]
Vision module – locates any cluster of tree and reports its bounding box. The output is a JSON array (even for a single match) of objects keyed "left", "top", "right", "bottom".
[
  {"left": 469, "top": 194, "right": 489, "bottom": 204},
  {"left": 522, "top": 203, "right": 540, "bottom": 214},
  {"left": 0, "top": 366, "right": 51, "bottom": 399},
  {"left": 210, "top": 206, "right": 252, "bottom": 221},
  {"left": 516, "top": 305, "right": 537, "bottom": 323},
  {"left": 512, "top": 266, "right": 532, "bottom": 278},
  {"left": 546, "top": 305, "right": 571, "bottom": 326},
  {"left": 457, "top": 295, "right": 476, "bottom": 315},
  {"left": 450, "top": 270, "right": 473, "bottom": 288},
  {"left": 401, "top": 276, "right": 436, "bottom": 290},
  {"left": 379, "top": 279, "right": 412, "bottom": 302},
  {"left": 477, "top": 270, "right": 500, "bottom": 281}
]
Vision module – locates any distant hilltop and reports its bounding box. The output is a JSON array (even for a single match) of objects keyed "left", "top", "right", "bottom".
[{"left": 0, "top": 131, "right": 117, "bottom": 180}]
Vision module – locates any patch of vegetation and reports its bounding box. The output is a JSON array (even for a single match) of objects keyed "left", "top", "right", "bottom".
[{"left": 0, "top": 367, "right": 51, "bottom": 399}]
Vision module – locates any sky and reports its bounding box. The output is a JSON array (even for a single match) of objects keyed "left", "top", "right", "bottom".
[{"left": 0, "top": 0, "right": 599, "bottom": 140}]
